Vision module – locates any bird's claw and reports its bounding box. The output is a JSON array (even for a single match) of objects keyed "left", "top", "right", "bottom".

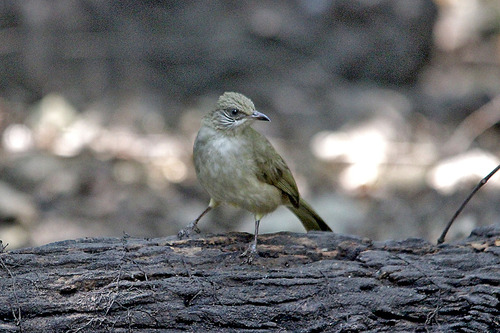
[
  {"left": 177, "top": 221, "right": 200, "bottom": 239},
  {"left": 240, "top": 243, "right": 259, "bottom": 263}
]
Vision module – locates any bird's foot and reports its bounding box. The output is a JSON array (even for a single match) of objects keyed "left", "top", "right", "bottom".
[
  {"left": 240, "top": 242, "right": 259, "bottom": 263},
  {"left": 177, "top": 221, "right": 200, "bottom": 239}
]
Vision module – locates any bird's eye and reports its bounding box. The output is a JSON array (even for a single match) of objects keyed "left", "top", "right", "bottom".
[{"left": 229, "top": 109, "right": 239, "bottom": 116}]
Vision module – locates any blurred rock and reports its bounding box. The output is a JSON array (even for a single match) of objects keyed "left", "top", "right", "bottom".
[
  {"left": 0, "top": 181, "right": 38, "bottom": 226},
  {"left": 0, "top": 181, "right": 38, "bottom": 248},
  {"left": 316, "top": 0, "right": 437, "bottom": 84}
]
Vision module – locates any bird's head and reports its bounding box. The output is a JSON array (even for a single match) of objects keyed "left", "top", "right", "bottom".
[{"left": 207, "top": 92, "right": 270, "bottom": 132}]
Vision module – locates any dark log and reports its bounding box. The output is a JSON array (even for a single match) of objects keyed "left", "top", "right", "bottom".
[{"left": 1, "top": 225, "right": 499, "bottom": 332}]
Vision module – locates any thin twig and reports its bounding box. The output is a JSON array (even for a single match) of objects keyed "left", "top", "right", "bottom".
[
  {"left": 0, "top": 254, "right": 23, "bottom": 331},
  {"left": 437, "top": 163, "right": 500, "bottom": 244},
  {"left": 0, "top": 240, "right": 8, "bottom": 252}
]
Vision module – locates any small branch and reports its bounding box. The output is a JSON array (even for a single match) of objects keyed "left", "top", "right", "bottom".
[{"left": 437, "top": 163, "right": 500, "bottom": 244}]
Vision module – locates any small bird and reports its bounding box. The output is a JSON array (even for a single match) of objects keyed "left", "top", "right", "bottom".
[{"left": 179, "top": 92, "right": 332, "bottom": 258}]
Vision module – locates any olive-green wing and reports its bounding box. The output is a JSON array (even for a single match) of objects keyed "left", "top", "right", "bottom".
[
  {"left": 249, "top": 128, "right": 332, "bottom": 232},
  {"left": 250, "top": 129, "right": 300, "bottom": 208}
]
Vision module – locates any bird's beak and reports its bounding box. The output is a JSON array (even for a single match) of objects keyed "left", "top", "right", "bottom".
[{"left": 251, "top": 110, "right": 270, "bottom": 122}]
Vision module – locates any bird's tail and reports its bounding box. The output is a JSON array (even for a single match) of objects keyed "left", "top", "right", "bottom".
[{"left": 288, "top": 199, "right": 332, "bottom": 232}]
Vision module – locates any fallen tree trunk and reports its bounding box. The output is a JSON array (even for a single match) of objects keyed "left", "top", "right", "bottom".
[{"left": 1, "top": 225, "right": 499, "bottom": 332}]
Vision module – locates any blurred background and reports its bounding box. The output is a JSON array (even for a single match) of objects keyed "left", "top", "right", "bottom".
[{"left": 1, "top": 0, "right": 500, "bottom": 249}]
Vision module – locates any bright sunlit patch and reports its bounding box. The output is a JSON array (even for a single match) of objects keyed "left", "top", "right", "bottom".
[
  {"left": 29, "top": 94, "right": 78, "bottom": 149},
  {"left": 311, "top": 120, "right": 391, "bottom": 191},
  {"left": 311, "top": 131, "right": 349, "bottom": 160},
  {"left": 159, "top": 157, "right": 188, "bottom": 183},
  {"left": 433, "top": 0, "right": 481, "bottom": 51},
  {"left": 339, "top": 163, "right": 380, "bottom": 192},
  {"left": 89, "top": 127, "right": 139, "bottom": 158},
  {"left": 311, "top": 123, "right": 388, "bottom": 164},
  {"left": 52, "top": 118, "right": 101, "bottom": 157},
  {"left": 427, "top": 149, "right": 500, "bottom": 194},
  {"left": 2, "top": 124, "right": 34, "bottom": 153}
]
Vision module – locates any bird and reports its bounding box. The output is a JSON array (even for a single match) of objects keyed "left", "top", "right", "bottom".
[{"left": 178, "top": 92, "right": 332, "bottom": 259}]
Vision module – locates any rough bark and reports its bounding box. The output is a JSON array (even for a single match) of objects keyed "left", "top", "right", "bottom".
[{"left": 1, "top": 225, "right": 499, "bottom": 332}]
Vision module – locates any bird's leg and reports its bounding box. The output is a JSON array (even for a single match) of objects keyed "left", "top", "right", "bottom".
[
  {"left": 178, "top": 200, "right": 216, "bottom": 239},
  {"left": 241, "top": 216, "right": 261, "bottom": 262}
]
